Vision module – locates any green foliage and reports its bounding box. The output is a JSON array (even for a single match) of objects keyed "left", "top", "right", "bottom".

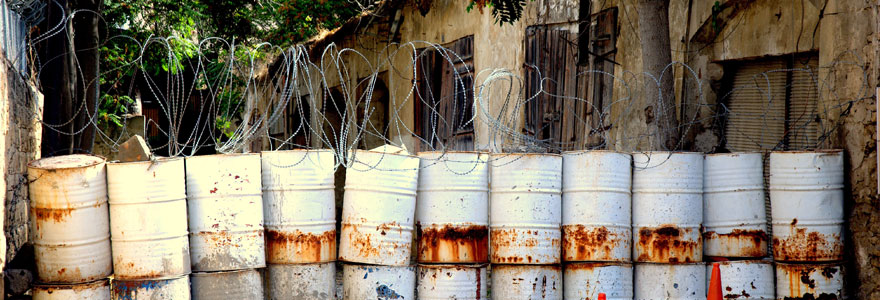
[
  {"left": 98, "top": 94, "right": 134, "bottom": 128},
  {"left": 468, "top": 0, "right": 531, "bottom": 25}
]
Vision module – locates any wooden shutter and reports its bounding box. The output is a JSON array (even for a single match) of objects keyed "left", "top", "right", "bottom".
[
  {"left": 724, "top": 60, "right": 788, "bottom": 151},
  {"left": 787, "top": 55, "right": 819, "bottom": 149},
  {"left": 414, "top": 36, "right": 475, "bottom": 151},
  {"left": 582, "top": 8, "right": 618, "bottom": 148},
  {"left": 524, "top": 26, "right": 579, "bottom": 150}
]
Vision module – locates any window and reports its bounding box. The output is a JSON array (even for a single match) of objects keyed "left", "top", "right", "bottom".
[
  {"left": 414, "top": 35, "right": 475, "bottom": 151},
  {"left": 356, "top": 73, "right": 389, "bottom": 150}
]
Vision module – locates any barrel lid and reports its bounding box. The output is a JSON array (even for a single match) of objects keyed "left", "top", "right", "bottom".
[{"left": 28, "top": 154, "right": 105, "bottom": 170}]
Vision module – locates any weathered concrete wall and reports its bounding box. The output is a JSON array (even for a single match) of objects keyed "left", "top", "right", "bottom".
[{"left": 0, "top": 52, "right": 43, "bottom": 265}]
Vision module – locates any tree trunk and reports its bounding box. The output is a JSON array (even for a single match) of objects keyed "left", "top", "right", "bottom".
[
  {"left": 638, "top": 0, "right": 680, "bottom": 150},
  {"left": 71, "top": 0, "right": 101, "bottom": 153},
  {"left": 38, "top": 0, "right": 74, "bottom": 156}
]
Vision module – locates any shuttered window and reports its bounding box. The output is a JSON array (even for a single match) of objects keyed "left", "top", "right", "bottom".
[{"left": 414, "top": 35, "right": 475, "bottom": 151}]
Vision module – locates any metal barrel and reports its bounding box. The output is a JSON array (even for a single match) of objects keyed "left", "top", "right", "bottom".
[
  {"left": 111, "top": 275, "right": 190, "bottom": 300},
  {"left": 339, "top": 149, "right": 420, "bottom": 266},
  {"left": 775, "top": 262, "right": 843, "bottom": 299},
  {"left": 769, "top": 150, "right": 844, "bottom": 262},
  {"left": 266, "top": 263, "right": 336, "bottom": 300},
  {"left": 705, "top": 260, "right": 773, "bottom": 300},
  {"left": 562, "top": 151, "right": 632, "bottom": 262},
  {"left": 563, "top": 262, "right": 633, "bottom": 300},
  {"left": 634, "top": 263, "right": 706, "bottom": 300},
  {"left": 416, "top": 151, "right": 489, "bottom": 263},
  {"left": 416, "top": 264, "right": 487, "bottom": 299},
  {"left": 190, "top": 269, "right": 264, "bottom": 300},
  {"left": 107, "top": 158, "right": 190, "bottom": 280},
  {"left": 632, "top": 152, "right": 703, "bottom": 263},
  {"left": 185, "top": 154, "right": 265, "bottom": 272},
  {"left": 490, "top": 153, "right": 562, "bottom": 265},
  {"left": 491, "top": 264, "right": 563, "bottom": 300},
  {"left": 27, "top": 154, "right": 112, "bottom": 283},
  {"left": 33, "top": 279, "right": 111, "bottom": 300},
  {"left": 703, "top": 153, "right": 769, "bottom": 258},
  {"left": 342, "top": 264, "right": 416, "bottom": 299},
  {"left": 261, "top": 150, "right": 337, "bottom": 264}
]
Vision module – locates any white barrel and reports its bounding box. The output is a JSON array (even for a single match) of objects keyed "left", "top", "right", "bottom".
[
  {"left": 703, "top": 153, "right": 769, "bottom": 258},
  {"left": 342, "top": 264, "right": 416, "bottom": 299},
  {"left": 190, "top": 269, "right": 264, "bottom": 300},
  {"left": 266, "top": 263, "right": 336, "bottom": 299},
  {"left": 632, "top": 152, "right": 703, "bottom": 263},
  {"left": 775, "top": 262, "right": 843, "bottom": 299},
  {"left": 563, "top": 262, "right": 633, "bottom": 300},
  {"left": 111, "top": 275, "right": 190, "bottom": 300},
  {"left": 185, "top": 154, "right": 265, "bottom": 272},
  {"left": 562, "top": 151, "right": 632, "bottom": 262},
  {"left": 27, "top": 155, "right": 112, "bottom": 283},
  {"left": 705, "top": 261, "right": 773, "bottom": 300},
  {"left": 416, "top": 151, "right": 489, "bottom": 263},
  {"left": 33, "top": 279, "right": 111, "bottom": 300},
  {"left": 769, "top": 150, "right": 844, "bottom": 262},
  {"left": 261, "top": 150, "right": 336, "bottom": 264},
  {"left": 634, "top": 263, "right": 706, "bottom": 300},
  {"left": 339, "top": 149, "right": 420, "bottom": 266},
  {"left": 417, "top": 264, "right": 487, "bottom": 299},
  {"left": 491, "top": 264, "right": 563, "bottom": 300},
  {"left": 107, "top": 158, "right": 190, "bottom": 279},
  {"left": 490, "top": 153, "right": 562, "bottom": 265}
]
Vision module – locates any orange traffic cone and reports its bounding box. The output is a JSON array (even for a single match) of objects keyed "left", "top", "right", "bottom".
[
  {"left": 598, "top": 293, "right": 606, "bottom": 300},
  {"left": 708, "top": 263, "right": 723, "bottom": 300}
]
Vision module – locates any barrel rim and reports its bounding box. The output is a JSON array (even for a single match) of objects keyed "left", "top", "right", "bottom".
[
  {"left": 417, "top": 150, "right": 490, "bottom": 155},
  {"left": 33, "top": 278, "right": 110, "bottom": 289},
  {"left": 106, "top": 156, "right": 183, "bottom": 166},
  {"left": 111, "top": 274, "right": 190, "bottom": 283},
  {"left": 351, "top": 148, "right": 417, "bottom": 159},
  {"left": 28, "top": 154, "right": 106, "bottom": 170},
  {"left": 631, "top": 151, "right": 704, "bottom": 155},
  {"left": 561, "top": 149, "right": 632, "bottom": 156},
  {"left": 708, "top": 259, "right": 773, "bottom": 266},
  {"left": 705, "top": 151, "right": 764, "bottom": 157},
  {"left": 633, "top": 262, "right": 707, "bottom": 266},
  {"left": 489, "top": 152, "right": 563, "bottom": 158},
  {"left": 261, "top": 149, "right": 334, "bottom": 154},
  {"left": 768, "top": 149, "right": 843, "bottom": 155},
  {"left": 416, "top": 263, "right": 489, "bottom": 269},
  {"left": 564, "top": 262, "right": 634, "bottom": 267},
  {"left": 190, "top": 269, "right": 260, "bottom": 277},
  {"left": 184, "top": 153, "right": 260, "bottom": 162},
  {"left": 772, "top": 261, "right": 843, "bottom": 267}
]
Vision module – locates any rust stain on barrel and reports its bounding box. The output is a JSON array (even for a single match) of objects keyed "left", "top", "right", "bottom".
[
  {"left": 418, "top": 224, "right": 488, "bottom": 263},
  {"left": 562, "top": 225, "right": 623, "bottom": 261},
  {"left": 773, "top": 227, "right": 843, "bottom": 262},
  {"left": 636, "top": 224, "right": 700, "bottom": 263},
  {"left": 490, "top": 228, "right": 560, "bottom": 264},
  {"left": 703, "top": 229, "right": 769, "bottom": 257},
  {"left": 33, "top": 207, "right": 73, "bottom": 223},
  {"left": 778, "top": 264, "right": 840, "bottom": 300},
  {"left": 266, "top": 229, "right": 336, "bottom": 263}
]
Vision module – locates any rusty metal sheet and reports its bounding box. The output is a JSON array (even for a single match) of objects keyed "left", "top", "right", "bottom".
[
  {"left": 703, "top": 153, "right": 768, "bottom": 258},
  {"left": 190, "top": 269, "right": 264, "bottom": 300},
  {"left": 491, "top": 264, "right": 562, "bottom": 300},
  {"left": 266, "top": 263, "right": 336, "bottom": 299},
  {"left": 417, "top": 264, "right": 487, "bottom": 299},
  {"left": 490, "top": 153, "right": 563, "bottom": 265},
  {"left": 33, "top": 279, "right": 111, "bottom": 300},
  {"left": 634, "top": 263, "right": 705, "bottom": 300},
  {"left": 27, "top": 154, "right": 112, "bottom": 283},
  {"left": 632, "top": 152, "right": 703, "bottom": 263},
  {"left": 770, "top": 150, "right": 844, "bottom": 262},
  {"left": 562, "top": 151, "right": 632, "bottom": 263},
  {"left": 563, "top": 262, "right": 633, "bottom": 300},
  {"left": 775, "top": 262, "right": 843, "bottom": 299},
  {"left": 416, "top": 151, "right": 489, "bottom": 263},
  {"left": 107, "top": 158, "right": 190, "bottom": 280},
  {"left": 262, "top": 150, "right": 337, "bottom": 264},
  {"left": 111, "top": 275, "right": 190, "bottom": 300},
  {"left": 342, "top": 264, "right": 415, "bottom": 299},
  {"left": 705, "top": 260, "right": 773, "bottom": 300}
]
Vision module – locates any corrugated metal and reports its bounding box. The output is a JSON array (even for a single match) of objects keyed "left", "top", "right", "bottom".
[
  {"left": 769, "top": 150, "right": 844, "bottom": 262},
  {"left": 775, "top": 262, "right": 843, "bottom": 299},
  {"left": 724, "top": 60, "right": 787, "bottom": 151},
  {"left": 416, "top": 264, "right": 487, "bottom": 300},
  {"left": 107, "top": 158, "right": 190, "bottom": 279},
  {"left": 562, "top": 150, "right": 632, "bottom": 262},
  {"left": 0, "top": 0, "right": 28, "bottom": 73},
  {"left": 788, "top": 56, "right": 820, "bottom": 149},
  {"left": 261, "top": 150, "right": 337, "bottom": 264},
  {"left": 634, "top": 263, "right": 705, "bottom": 300},
  {"left": 190, "top": 269, "right": 264, "bottom": 300},
  {"left": 563, "top": 262, "right": 633, "bottom": 300},
  {"left": 416, "top": 151, "right": 489, "bottom": 263},
  {"left": 111, "top": 275, "right": 190, "bottom": 300},
  {"left": 491, "top": 265, "right": 563, "bottom": 300},
  {"left": 27, "top": 155, "right": 113, "bottom": 283},
  {"left": 703, "top": 153, "right": 768, "bottom": 258},
  {"left": 342, "top": 264, "right": 416, "bottom": 300},
  {"left": 490, "top": 153, "right": 563, "bottom": 265},
  {"left": 33, "top": 279, "right": 111, "bottom": 300},
  {"left": 266, "top": 263, "right": 336, "bottom": 299},
  {"left": 705, "top": 261, "right": 774, "bottom": 300}
]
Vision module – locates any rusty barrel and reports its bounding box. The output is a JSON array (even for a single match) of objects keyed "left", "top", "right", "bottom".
[
  {"left": 33, "top": 279, "right": 111, "bottom": 300},
  {"left": 342, "top": 264, "right": 416, "bottom": 299},
  {"left": 490, "top": 153, "right": 562, "bottom": 264},
  {"left": 491, "top": 264, "right": 563, "bottom": 300},
  {"left": 775, "top": 262, "right": 843, "bottom": 299},
  {"left": 769, "top": 150, "right": 844, "bottom": 262},
  {"left": 634, "top": 263, "right": 705, "bottom": 299},
  {"left": 339, "top": 149, "right": 420, "bottom": 266},
  {"left": 27, "top": 154, "right": 112, "bottom": 283},
  {"left": 563, "top": 262, "right": 633, "bottom": 300},
  {"left": 185, "top": 154, "right": 265, "bottom": 272},
  {"left": 261, "top": 150, "right": 336, "bottom": 264},
  {"left": 266, "top": 263, "right": 336, "bottom": 299},
  {"left": 632, "top": 152, "right": 703, "bottom": 263},
  {"left": 705, "top": 260, "right": 773, "bottom": 300},
  {"left": 107, "top": 158, "right": 190, "bottom": 280},
  {"left": 703, "top": 153, "right": 768, "bottom": 258},
  {"left": 416, "top": 151, "right": 489, "bottom": 263},
  {"left": 190, "top": 269, "right": 264, "bottom": 300},
  {"left": 111, "top": 275, "right": 190, "bottom": 300},
  {"left": 562, "top": 150, "right": 632, "bottom": 262},
  {"left": 417, "top": 264, "right": 488, "bottom": 299}
]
